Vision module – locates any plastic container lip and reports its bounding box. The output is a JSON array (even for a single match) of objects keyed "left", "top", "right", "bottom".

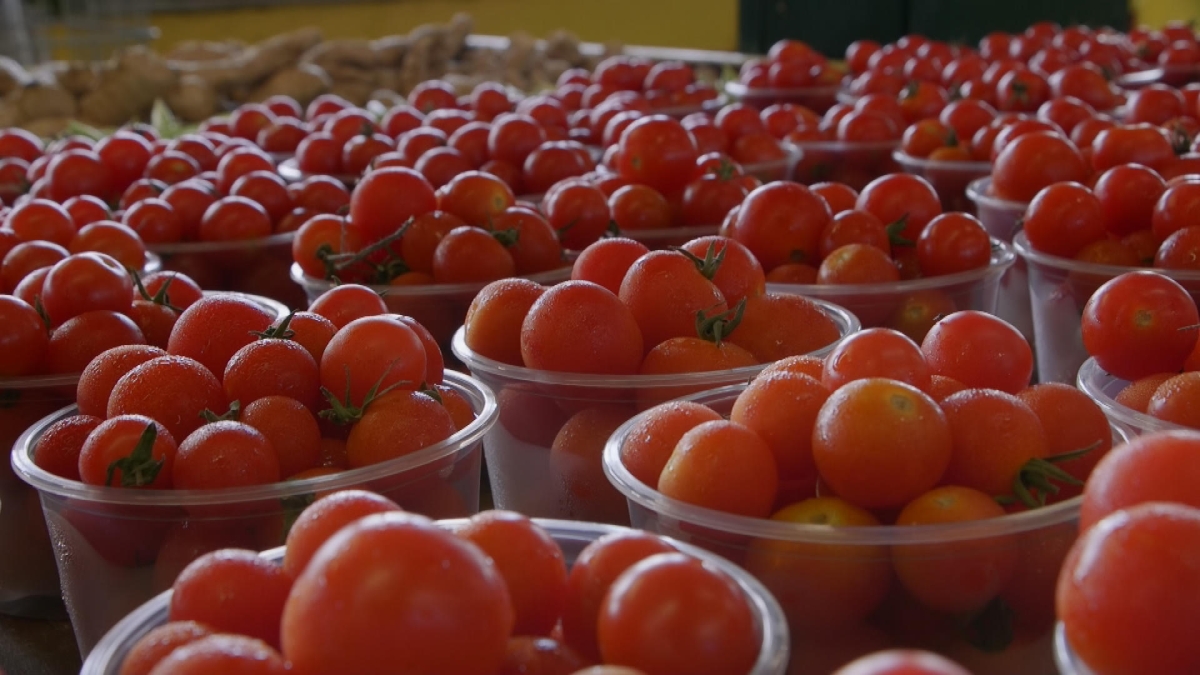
[
  {"left": 276, "top": 158, "right": 357, "bottom": 186},
  {"left": 766, "top": 237, "right": 1016, "bottom": 299},
  {"left": 148, "top": 230, "right": 296, "bottom": 255},
  {"left": 788, "top": 138, "right": 901, "bottom": 151},
  {"left": 11, "top": 370, "right": 497, "bottom": 508},
  {"left": 724, "top": 80, "right": 843, "bottom": 99},
  {"left": 892, "top": 149, "right": 991, "bottom": 172},
  {"left": 0, "top": 291, "right": 287, "bottom": 392},
  {"left": 1076, "top": 357, "right": 1189, "bottom": 433},
  {"left": 1054, "top": 622, "right": 1096, "bottom": 675},
  {"left": 603, "top": 382, "right": 1123, "bottom": 545},
  {"left": 289, "top": 262, "right": 573, "bottom": 298},
  {"left": 1013, "top": 230, "right": 1200, "bottom": 281},
  {"left": 81, "top": 518, "right": 790, "bottom": 675},
  {"left": 450, "top": 296, "right": 860, "bottom": 388},
  {"left": 610, "top": 223, "right": 721, "bottom": 241},
  {"left": 966, "top": 177, "right": 1028, "bottom": 212}
]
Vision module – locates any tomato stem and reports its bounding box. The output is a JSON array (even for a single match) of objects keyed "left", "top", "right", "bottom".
[
  {"left": 318, "top": 362, "right": 412, "bottom": 425},
  {"left": 200, "top": 400, "right": 241, "bottom": 423},
  {"left": 130, "top": 271, "right": 183, "bottom": 312},
  {"left": 885, "top": 216, "right": 915, "bottom": 248},
  {"left": 318, "top": 217, "right": 414, "bottom": 284},
  {"left": 695, "top": 299, "right": 746, "bottom": 346},
  {"left": 673, "top": 241, "right": 726, "bottom": 280},
  {"left": 961, "top": 597, "right": 1015, "bottom": 653},
  {"left": 104, "top": 423, "right": 164, "bottom": 488},
  {"left": 32, "top": 295, "right": 51, "bottom": 333},
  {"left": 491, "top": 227, "right": 520, "bottom": 248},
  {"left": 255, "top": 311, "right": 296, "bottom": 340}
]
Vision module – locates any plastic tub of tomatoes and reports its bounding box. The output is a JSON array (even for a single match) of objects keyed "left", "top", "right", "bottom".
[
  {"left": 724, "top": 40, "right": 847, "bottom": 114},
  {"left": 766, "top": 236, "right": 1015, "bottom": 344},
  {"left": 1014, "top": 232, "right": 1200, "bottom": 385},
  {"left": 893, "top": 152, "right": 991, "bottom": 213},
  {"left": 602, "top": 310, "right": 1132, "bottom": 674},
  {"left": 452, "top": 234, "right": 860, "bottom": 525},
  {"left": 1076, "top": 358, "right": 1194, "bottom": 438},
  {"left": 10, "top": 285, "right": 496, "bottom": 656},
  {"left": 81, "top": 510, "right": 789, "bottom": 675}
]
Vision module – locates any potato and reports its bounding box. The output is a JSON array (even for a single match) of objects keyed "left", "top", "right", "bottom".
[
  {"left": 0, "top": 57, "right": 30, "bottom": 97},
  {"left": 165, "top": 74, "right": 220, "bottom": 122},
  {"left": 117, "top": 46, "right": 178, "bottom": 92},
  {"left": 329, "top": 80, "right": 375, "bottom": 107},
  {"left": 58, "top": 62, "right": 100, "bottom": 97},
  {"left": 372, "top": 36, "right": 410, "bottom": 67},
  {"left": 302, "top": 39, "right": 379, "bottom": 70},
  {"left": 0, "top": 97, "right": 21, "bottom": 127},
  {"left": 14, "top": 81, "right": 77, "bottom": 121},
  {"left": 250, "top": 64, "right": 330, "bottom": 106},
  {"left": 166, "top": 40, "right": 244, "bottom": 63},
  {"left": 19, "top": 116, "right": 72, "bottom": 138}
]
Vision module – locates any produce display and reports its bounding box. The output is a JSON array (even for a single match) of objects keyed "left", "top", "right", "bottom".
[
  {"left": 0, "top": 13, "right": 654, "bottom": 136},
  {"left": 5, "top": 11, "right": 1200, "bottom": 675}
]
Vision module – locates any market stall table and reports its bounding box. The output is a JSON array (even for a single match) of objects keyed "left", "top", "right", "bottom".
[{"left": 0, "top": 614, "right": 81, "bottom": 675}]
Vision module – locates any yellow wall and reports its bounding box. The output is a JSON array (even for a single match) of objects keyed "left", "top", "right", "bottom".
[
  {"left": 147, "top": 0, "right": 740, "bottom": 53},
  {"left": 1135, "top": 0, "right": 1200, "bottom": 26}
]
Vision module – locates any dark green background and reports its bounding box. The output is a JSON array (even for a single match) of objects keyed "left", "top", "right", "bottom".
[{"left": 738, "top": 0, "right": 1135, "bottom": 57}]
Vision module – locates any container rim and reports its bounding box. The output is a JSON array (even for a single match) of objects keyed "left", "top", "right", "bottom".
[
  {"left": 891, "top": 149, "right": 992, "bottom": 173},
  {"left": 1076, "top": 357, "right": 1189, "bottom": 433},
  {"left": 450, "top": 296, "right": 860, "bottom": 388},
  {"left": 1053, "top": 621, "right": 1096, "bottom": 675},
  {"left": 149, "top": 230, "right": 296, "bottom": 255},
  {"left": 1013, "top": 230, "right": 1200, "bottom": 280},
  {"left": 788, "top": 138, "right": 900, "bottom": 152},
  {"left": 289, "top": 262, "right": 574, "bottom": 298},
  {"left": 0, "top": 291, "right": 288, "bottom": 392},
  {"left": 724, "top": 80, "right": 842, "bottom": 98},
  {"left": 81, "top": 518, "right": 790, "bottom": 675},
  {"left": 603, "top": 382, "right": 1127, "bottom": 545},
  {"left": 276, "top": 157, "right": 357, "bottom": 186},
  {"left": 11, "top": 370, "right": 498, "bottom": 507},
  {"left": 965, "top": 176, "right": 1029, "bottom": 212},
  {"left": 766, "top": 236, "right": 1016, "bottom": 298}
]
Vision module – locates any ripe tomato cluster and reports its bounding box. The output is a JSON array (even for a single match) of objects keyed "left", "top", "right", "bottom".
[
  {"left": 619, "top": 312, "right": 1116, "bottom": 645},
  {"left": 738, "top": 39, "right": 848, "bottom": 91},
  {"left": 1080, "top": 271, "right": 1200, "bottom": 430},
  {"left": 1019, "top": 161, "right": 1200, "bottom": 269},
  {"left": 464, "top": 234, "right": 842, "bottom": 377},
  {"left": 0, "top": 258, "right": 198, "bottom": 377},
  {"left": 292, "top": 166, "right": 567, "bottom": 285},
  {"left": 1058, "top": 428, "right": 1200, "bottom": 675},
  {"left": 32, "top": 283, "right": 470, "bottom": 489},
  {"left": 720, "top": 175, "right": 995, "bottom": 341},
  {"left": 118, "top": 500, "right": 760, "bottom": 675}
]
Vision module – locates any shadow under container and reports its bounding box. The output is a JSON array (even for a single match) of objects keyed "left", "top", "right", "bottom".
[
  {"left": 81, "top": 518, "right": 790, "bottom": 675},
  {"left": 291, "top": 263, "right": 573, "bottom": 357},
  {"left": 1077, "top": 357, "right": 1192, "bottom": 438},
  {"left": 0, "top": 373, "right": 78, "bottom": 619},
  {"left": 893, "top": 151, "right": 991, "bottom": 214},
  {"left": 603, "top": 384, "right": 1131, "bottom": 675},
  {"left": 10, "top": 370, "right": 497, "bottom": 658},
  {"left": 790, "top": 139, "right": 901, "bottom": 191},
  {"left": 450, "top": 298, "right": 859, "bottom": 526},
  {"left": 724, "top": 81, "right": 841, "bottom": 114},
  {"left": 966, "top": 177, "right": 1034, "bottom": 349},
  {"left": 1014, "top": 231, "right": 1200, "bottom": 385},
  {"left": 766, "top": 237, "right": 1015, "bottom": 344},
  {"left": 151, "top": 232, "right": 306, "bottom": 310}
]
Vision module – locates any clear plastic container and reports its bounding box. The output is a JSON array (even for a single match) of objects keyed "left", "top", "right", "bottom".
[
  {"left": 742, "top": 141, "right": 804, "bottom": 183},
  {"left": 276, "top": 157, "right": 357, "bottom": 186},
  {"left": 893, "top": 151, "right": 992, "bottom": 214},
  {"left": 450, "top": 298, "right": 859, "bottom": 526},
  {"left": 1015, "top": 231, "right": 1200, "bottom": 385},
  {"left": 151, "top": 231, "right": 305, "bottom": 309},
  {"left": 1076, "top": 357, "right": 1191, "bottom": 437},
  {"left": 725, "top": 80, "right": 841, "bottom": 114},
  {"left": 603, "top": 384, "right": 1131, "bottom": 675},
  {"left": 790, "top": 139, "right": 901, "bottom": 191},
  {"left": 1053, "top": 622, "right": 1097, "bottom": 675},
  {"left": 0, "top": 373, "right": 78, "bottom": 619},
  {"left": 1115, "top": 64, "right": 1200, "bottom": 89},
  {"left": 966, "top": 177, "right": 1034, "bottom": 348},
  {"left": 291, "top": 263, "right": 573, "bottom": 354},
  {"left": 608, "top": 224, "right": 721, "bottom": 251},
  {"left": 767, "top": 238, "right": 1015, "bottom": 343},
  {"left": 0, "top": 291, "right": 286, "bottom": 620},
  {"left": 10, "top": 369, "right": 497, "bottom": 657},
  {"left": 81, "top": 518, "right": 790, "bottom": 675}
]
